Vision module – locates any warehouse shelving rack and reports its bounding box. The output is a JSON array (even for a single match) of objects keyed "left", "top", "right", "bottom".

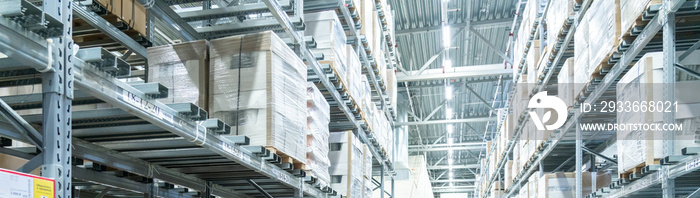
[
  {"left": 479, "top": 0, "right": 700, "bottom": 198},
  {"left": 0, "top": 0, "right": 398, "bottom": 197}
]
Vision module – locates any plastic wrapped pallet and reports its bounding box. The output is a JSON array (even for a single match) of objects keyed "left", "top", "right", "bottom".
[
  {"left": 363, "top": 178, "right": 372, "bottom": 198},
  {"left": 527, "top": 41, "right": 541, "bottom": 84},
  {"left": 386, "top": 68, "right": 397, "bottom": 116},
  {"left": 558, "top": 58, "right": 575, "bottom": 109},
  {"left": 545, "top": 0, "right": 574, "bottom": 52},
  {"left": 620, "top": 0, "right": 662, "bottom": 39},
  {"left": 362, "top": 145, "right": 373, "bottom": 179},
  {"left": 306, "top": 83, "right": 331, "bottom": 186},
  {"left": 504, "top": 160, "right": 513, "bottom": 189},
  {"left": 329, "top": 131, "right": 364, "bottom": 198},
  {"left": 587, "top": 0, "right": 621, "bottom": 72},
  {"left": 347, "top": 45, "right": 363, "bottom": 105},
  {"left": 380, "top": 155, "right": 433, "bottom": 198},
  {"left": 305, "top": 11, "right": 348, "bottom": 86},
  {"left": 537, "top": 172, "right": 593, "bottom": 198},
  {"left": 208, "top": 31, "right": 307, "bottom": 163},
  {"left": 360, "top": 0, "right": 374, "bottom": 48},
  {"left": 616, "top": 52, "right": 700, "bottom": 173},
  {"left": 147, "top": 40, "right": 208, "bottom": 108},
  {"left": 573, "top": 17, "right": 590, "bottom": 97}
]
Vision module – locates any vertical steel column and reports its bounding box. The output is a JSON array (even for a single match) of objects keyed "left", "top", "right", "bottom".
[
  {"left": 391, "top": 178, "right": 395, "bottom": 198},
  {"left": 42, "top": 0, "right": 74, "bottom": 197},
  {"left": 661, "top": 0, "right": 677, "bottom": 197},
  {"left": 380, "top": 165, "right": 385, "bottom": 198},
  {"left": 575, "top": 116, "right": 582, "bottom": 198}
]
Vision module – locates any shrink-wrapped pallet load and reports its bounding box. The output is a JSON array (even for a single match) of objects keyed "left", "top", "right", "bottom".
[
  {"left": 360, "top": 0, "right": 374, "bottom": 49},
  {"left": 616, "top": 52, "right": 700, "bottom": 173},
  {"left": 208, "top": 31, "right": 307, "bottom": 162},
  {"left": 537, "top": 172, "right": 593, "bottom": 198},
  {"left": 147, "top": 40, "right": 208, "bottom": 108},
  {"left": 545, "top": 0, "right": 574, "bottom": 52},
  {"left": 527, "top": 41, "right": 541, "bottom": 84},
  {"left": 362, "top": 145, "right": 373, "bottom": 179},
  {"left": 587, "top": 0, "right": 621, "bottom": 73},
  {"left": 329, "top": 131, "right": 364, "bottom": 198},
  {"left": 558, "top": 58, "right": 575, "bottom": 109},
  {"left": 620, "top": 0, "right": 662, "bottom": 39},
  {"left": 306, "top": 83, "right": 331, "bottom": 186},
  {"left": 573, "top": 17, "right": 590, "bottom": 97},
  {"left": 347, "top": 45, "right": 363, "bottom": 107},
  {"left": 305, "top": 11, "right": 348, "bottom": 86}
]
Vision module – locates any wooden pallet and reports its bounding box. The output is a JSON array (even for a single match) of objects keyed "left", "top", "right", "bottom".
[
  {"left": 619, "top": 159, "right": 660, "bottom": 180},
  {"left": 265, "top": 146, "right": 306, "bottom": 170}
]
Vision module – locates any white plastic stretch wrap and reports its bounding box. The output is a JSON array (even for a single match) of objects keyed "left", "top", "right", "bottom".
[
  {"left": 557, "top": 58, "right": 575, "bottom": 109},
  {"left": 346, "top": 45, "right": 362, "bottom": 105},
  {"left": 306, "top": 82, "right": 331, "bottom": 185},
  {"left": 362, "top": 145, "right": 372, "bottom": 179},
  {"left": 616, "top": 52, "right": 700, "bottom": 173},
  {"left": 573, "top": 16, "right": 590, "bottom": 96},
  {"left": 329, "top": 131, "right": 364, "bottom": 198},
  {"left": 620, "top": 0, "right": 661, "bottom": 38},
  {"left": 587, "top": 0, "right": 620, "bottom": 72},
  {"left": 305, "top": 11, "right": 348, "bottom": 86},
  {"left": 545, "top": 0, "right": 574, "bottom": 52},
  {"left": 147, "top": 40, "right": 208, "bottom": 108},
  {"left": 208, "top": 31, "right": 307, "bottom": 163}
]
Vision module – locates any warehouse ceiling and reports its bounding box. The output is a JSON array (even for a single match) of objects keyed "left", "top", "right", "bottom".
[{"left": 388, "top": 0, "right": 519, "bottom": 195}]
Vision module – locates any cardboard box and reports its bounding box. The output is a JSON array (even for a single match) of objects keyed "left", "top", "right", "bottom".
[
  {"left": 587, "top": 0, "right": 621, "bottom": 71},
  {"left": 307, "top": 83, "right": 331, "bottom": 186},
  {"left": 573, "top": 17, "right": 590, "bottom": 96},
  {"left": 208, "top": 31, "right": 307, "bottom": 162},
  {"left": 538, "top": 172, "right": 593, "bottom": 198},
  {"left": 329, "top": 131, "right": 364, "bottom": 198},
  {"left": 147, "top": 40, "right": 209, "bottom": 108},
  {"left": 558, "top": 58, "right": 575, "bottom": 109},
  {"left": 616, "top": 52, "right": 700, "bottom": 173}
]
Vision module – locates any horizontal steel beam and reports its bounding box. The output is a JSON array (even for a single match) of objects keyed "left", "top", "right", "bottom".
[
  {"left": 432, "top": 188, "right": 475, "bottom": 193},
  {"left": 409, "top": 146, "right": 485, "bottom": 152},
  {"left": 395, "top": 117, "right": 496, "bottom": 126},
  {"left": 430, "top": 179, "right": 476, "bottom": 183},
  {"left": 409, "top": 142, "right": 485, "bottom": 148},
  {"left": 396, "top": 18, "right": 513, "bottom": 36},
  {"left": 427, "top": 164, "right": 480, "bottom": 170},
  {"left": 397, "top": 64, "right": 512, "bottom": 82}
]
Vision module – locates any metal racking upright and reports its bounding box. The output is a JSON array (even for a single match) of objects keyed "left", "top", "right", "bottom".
[
  {"left": 479, "top": 0, "right": 700, "bottom": 197},
  {"left": 0, "top": 0, "right": 399, "bottom": 197}
]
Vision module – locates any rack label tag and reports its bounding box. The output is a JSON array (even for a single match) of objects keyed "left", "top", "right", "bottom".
[
  {"left": 122, "top": 90, "right": 174, "bottom": 124},
  {"left": 686, "top": 158, "right": 700, "bottom": 171}
]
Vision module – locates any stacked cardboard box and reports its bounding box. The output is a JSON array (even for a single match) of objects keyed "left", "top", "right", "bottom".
[
  {"left": 616, "top": 52, "right": 700, "bottom": 173},
  {"left": 587, "top": 0, "right": 621, "bottom": 73},
  {"left": 329, "top": 131, "right": 364, "bottom": 198},
  {"left": 92, "top": 0, "right": 147, "bottom": 36},
  {"left": 360, "top": 0, "right": 374, "bottom": 50},
  {"left": 306, "top": 83, "right": 331, "bottom": 186},
  {"left": 573, "top": 17, "right": 590, "bottom": 97},
  {"left": 526, "top": 41, "right": 541, "bottom": 84},
  {"left": 208, "top": 31, "right": 307, "bottom": 162},
  {"left": 557, "top": 58, "right": 575, "bottom": 109},
  {"left": 537, "top": 172, "right": 593, "bottom": 198},
  {"left": 147, "top": 40, "right": 208, "bottom": 108},
  {"left": 346, "top": 45, "right": 363, "bottom": 108},
  {"left": 545, "top": 0, "right": 574, "bottom": 52},
  {"left": 362, "top": 145, "right": 373, "bottom": 198},
  {"left": 386, "top": 68, "right": 397, "bottom": 115},
  {"left": 620, "top": 0, "right": 662, "bottom": 37},
  {"left": 305, "top": 11, "right": 348, "bottom": 87}
]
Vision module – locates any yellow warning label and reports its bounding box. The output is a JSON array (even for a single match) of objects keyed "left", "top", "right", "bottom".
[{"left": 33, "top": 178, "right": 54, "bottom": 198}]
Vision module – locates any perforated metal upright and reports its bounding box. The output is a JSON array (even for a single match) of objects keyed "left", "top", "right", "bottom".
[{"left": 40, "top": 0, "right": 74, "bottom": 198}]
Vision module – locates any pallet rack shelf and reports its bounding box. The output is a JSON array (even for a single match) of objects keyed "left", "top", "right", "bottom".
[
  {"left": 0, "top": 0, "right": 399, "bottom": 197},
  {"left": 480, "top": 0, "right": 700, "bottom": 198}
]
